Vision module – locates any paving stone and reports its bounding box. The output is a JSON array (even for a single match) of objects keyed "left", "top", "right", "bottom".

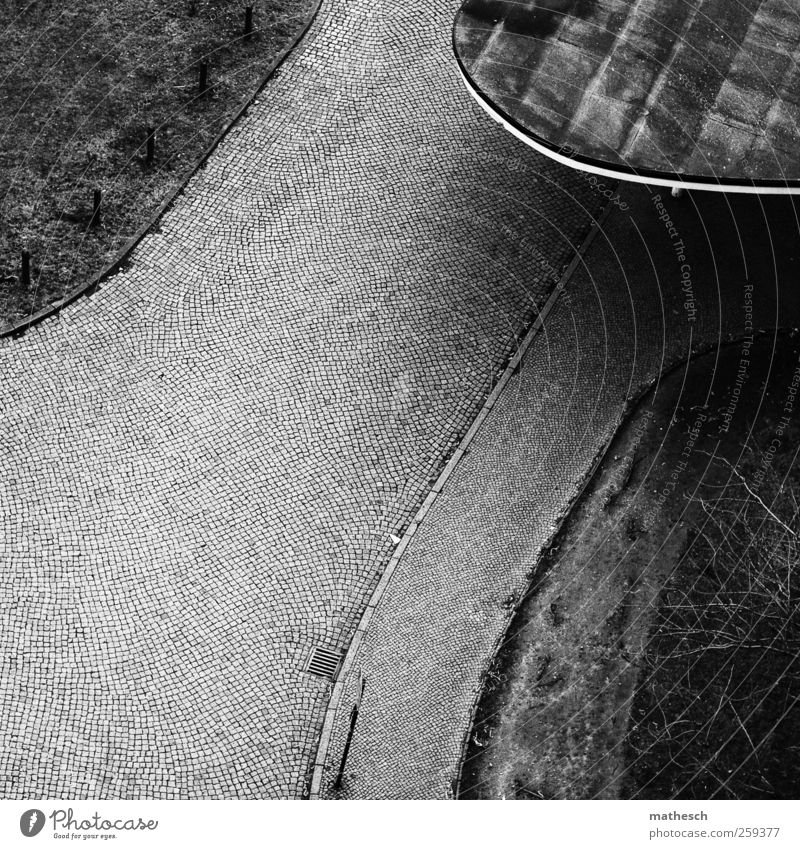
[
  {"left": 318, "top": 184, "right": 800, "bottom": 798},
  {"left": 0, "top": 0, "right": 595, "bottom": 798}
]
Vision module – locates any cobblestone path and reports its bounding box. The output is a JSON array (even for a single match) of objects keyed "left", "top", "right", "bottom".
[
  {"left": 318, "top": 185, "right": 800, "bottom": 798},
  {"left": 0, "top": 0, "right": 597, "bottom": 798}
]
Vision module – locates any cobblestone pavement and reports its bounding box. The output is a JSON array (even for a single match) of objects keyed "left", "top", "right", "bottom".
[
  {"left": 319, "top": 186, "right": 800, "bottom": 798},
  {"left": 0, "top": 0, "right": 598, "bottom": 798}
]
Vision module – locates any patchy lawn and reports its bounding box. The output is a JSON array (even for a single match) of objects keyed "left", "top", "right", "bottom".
[
  {"left": 459, "top": 335, "right": 800, "bottom": 800},
  {"left": 0, "top": 0, "right": 316, "bottom": 330},
  {"left": 624, "top": 389, "right": 800, "bottom": 799}
]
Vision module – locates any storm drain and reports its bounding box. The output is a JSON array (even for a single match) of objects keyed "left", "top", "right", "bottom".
[{"left": 305, "top": 645, "right": 344, "bottom": 680}]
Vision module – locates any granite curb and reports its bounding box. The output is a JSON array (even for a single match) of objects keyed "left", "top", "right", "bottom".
[{"left": 307, "top": 200, "right": 615, "bottom": 800}]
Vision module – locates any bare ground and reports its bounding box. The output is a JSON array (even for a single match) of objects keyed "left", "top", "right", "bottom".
[{"left": 459, "top": 333, "right": 800, "bottom": 800}]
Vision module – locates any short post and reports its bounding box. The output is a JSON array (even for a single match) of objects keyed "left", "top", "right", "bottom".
[
  {"left": 188, "top": 1, "right": 197, "bottom": 16},
  {"left": 91, "top": 188, "right": 102, "bottom": 227},
  {"left": 244, "top": 6, "right": 253, "bottom": 38},
  {"left": 198, "top": 62, "right": 208, "bottom": 96},
  {"left": 21, "top": 250, "right": 30, "bottom": 288},
  {"left": 146, "top": 127, "right": 155, "bottom": 164}
]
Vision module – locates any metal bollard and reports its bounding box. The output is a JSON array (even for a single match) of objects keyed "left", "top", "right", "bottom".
[
  {"left": 21, "top": 250, "right": 30, "bottom": 288},
  {"left": 146, "top": 127, "right": 155, "bottom": 164},
  {"left": 198, "top": 62, "right": 208, "bottom": 96},
  {"left": 91, "top": 189, "right": 101, "bottom": 227},
  {"left": 244, "top": 6, "right": 253, "bottom": 38}
]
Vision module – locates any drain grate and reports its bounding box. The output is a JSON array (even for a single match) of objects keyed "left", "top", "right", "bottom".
[{"left": 305, "top": 645, "right": 344, "bottom": 680}]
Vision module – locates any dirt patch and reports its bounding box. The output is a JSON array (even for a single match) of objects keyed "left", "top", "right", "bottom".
[
  {"left": 624, "top": 357, "right": 800, "bottom": 799},
  {"left": 458, "top": 333, "right": 800, "bottom": 799},
  {"left": 0, "top": 0, "right": 315, "bottom": 330}
]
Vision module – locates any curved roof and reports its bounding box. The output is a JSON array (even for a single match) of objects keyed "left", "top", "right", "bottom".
[{"left": 454, "top": 0, "right": 800, "bottom": 192}]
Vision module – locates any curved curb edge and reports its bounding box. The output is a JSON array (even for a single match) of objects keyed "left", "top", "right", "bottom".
[
  {"left": 1, "top": 0, "right": 325, "bottom": 342},
  {"left": 452, "top": 14, "right": 800, "bottom": 196},
  {"left": 307, "top": 200, "right": 616, "bottom": 800}
]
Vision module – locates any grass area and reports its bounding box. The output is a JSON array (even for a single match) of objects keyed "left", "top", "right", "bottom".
[
  {"left": 0, "top": 0, "right": 316, "bottom": 330},
  {"left": 625, "top": 442, "right": 800, "bottom": 799},
  {"left": 459, "top": 336, "right": 800, "bottom": 800},
  {"left": 458, "top": 379, "right": 683, "bottom": 801}
]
